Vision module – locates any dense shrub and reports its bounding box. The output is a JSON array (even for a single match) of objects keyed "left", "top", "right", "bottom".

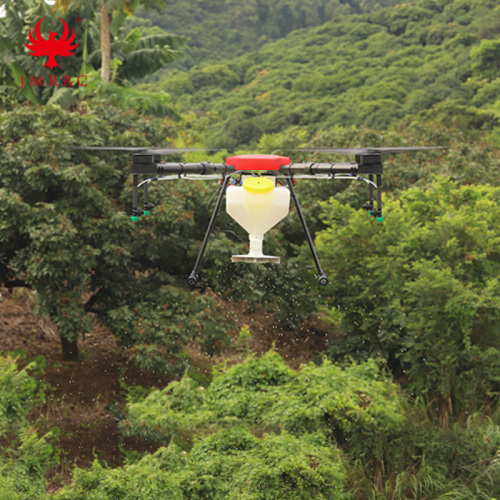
[
  {"left": 67, "top": 352, "right": 500, "bottom": 498},
  {"left": 0, "top": 355, "right": 57, "bottom": 499},
  {"left": 316, "top": 177, "right": 500, "bottom": 412},
  {"left": 0, "top": 429, "right": 58, "bottom": 500},
  {"left": 60, "top": 352, "right": 406, "bottom": 498},
  {"left": 121, "top": 351, "right": 405, "bottom": 460},
  {"left": 0, "top": 355, "right": 46, "bottom": 436},
  {"left": 57, "top": 429, "right": 349, "bottom": 499}
]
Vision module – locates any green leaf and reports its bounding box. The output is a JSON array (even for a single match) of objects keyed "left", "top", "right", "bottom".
[{"left": 9, "top": 62, "right": 39, "bottom": 104}]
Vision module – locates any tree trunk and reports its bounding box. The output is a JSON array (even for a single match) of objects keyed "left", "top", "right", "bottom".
[
  {"left": 61, "top": 336, "right": 79, "bottom": 361},
  {"left": 100, "top": 0, "right": 111, "bottom": 82}
]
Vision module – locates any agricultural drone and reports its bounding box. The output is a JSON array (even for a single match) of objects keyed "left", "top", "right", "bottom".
[{"left": 75, "top": 146, "right": 441, "bottom": 287}]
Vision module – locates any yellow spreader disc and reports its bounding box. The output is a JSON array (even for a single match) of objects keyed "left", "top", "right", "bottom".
[{"left": 243, "top": 177, "right": 274, "bottom": 194}]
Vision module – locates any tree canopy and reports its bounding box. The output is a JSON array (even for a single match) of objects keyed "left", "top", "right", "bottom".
[{"left": 0, "top": 105, "right": 231, "bottom": 365}]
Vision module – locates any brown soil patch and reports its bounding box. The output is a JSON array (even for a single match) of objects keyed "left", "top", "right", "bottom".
[{"left": 205, "top": 288, "right": 330, "bottom": 369}]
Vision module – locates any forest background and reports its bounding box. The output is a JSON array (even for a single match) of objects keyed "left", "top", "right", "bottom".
[{"left": 0, "top": 0, "right": 499, "bottom": 497}]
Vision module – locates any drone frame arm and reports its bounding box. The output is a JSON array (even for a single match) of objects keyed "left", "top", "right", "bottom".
[
  {"left": 131, "top": 174, "right": 142, "bottom": 220},
  {"left": 187, "top": 173, "right": 232, "bottom": 287},
  {"left": 285, "top": 175, "right": 328, "bottom": 286},
  {"left": 375, "top": 174, "right": 382, "bottom": 217}
]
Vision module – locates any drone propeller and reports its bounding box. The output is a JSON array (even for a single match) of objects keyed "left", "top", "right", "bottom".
[
  {"left": 73, "top": 146, "right": 223, "bottom": 155},
  {"left": 295, "top": 146, "right": 444, "bottom": 155}
]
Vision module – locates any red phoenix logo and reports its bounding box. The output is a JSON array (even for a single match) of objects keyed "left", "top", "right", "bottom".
[{"left": 24, "top": 18, "right": 79, "bottom": 70}]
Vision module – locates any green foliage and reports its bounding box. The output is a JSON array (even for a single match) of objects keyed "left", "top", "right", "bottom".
[
  {"left": 74, "top": 69, "right": 179, "bottom": 117},
  {"left": 0, "top": 354, "right": 56, "bottom": 499},
  {"left": 57, "top": 429, "right": 348, "bottom": 499},
  {"left": 360, "top": 406, "right": 500, "bottom": 499},
  {"left": 0, "top": 105, "right": 133, "bottom": 347},
  {"left": 188, "top": 429, "right": 348, "bottom": 499},
  {"left": 316, "top": 177, "right": 500, "bottom": 411},
  {"left": 235, "top": 324, "right": 253, "bottom": 353},
  {"left": 110, "top": 281, "right": 232, "bottom": 375},
  {"left": 121, "top": 352, "right": 405, "bottom": 460},
  {"left": 471, "top": 38, "right": 500, "bottom": 80},
  {"left": 0, "top": 428, "right": 58, "bottom": 500},
  {"left": 0, "top": 104, "right": 232, "bottom": 368},
  {"left": 134, "top": 0, "right": 407, "bottom": 71},
  {"left": 0, "top": 355, "right": 46, "bottom": 437},
  {"left": 189, "top": 64, "right": 241, "bottom": 91},
  {"left": 352, "top": 417, "right": 500, "bottom": 498},
  {"left": 142, "top": 0, "right": 500, "bottom": 148},
  {"left": 78, "top": 352, "right": 499, "bottom": 498},
  {"left": 54, "top": 451, "right": 185, "bottom": 499},
  {"left": 64, "top": 352, "right": 406, "bottom": 498}
]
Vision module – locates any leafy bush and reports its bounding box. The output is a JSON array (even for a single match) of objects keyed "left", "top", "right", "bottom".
[
  {"left": 0, "top": 104, "right": 150, "bottom": 356},
  {"left": 0, "top": 355, "right": 46, "bottom": 437},
  {"left": 0, "top": 355, "right": 57, "bottom": 500},
  {"left": 57, "top": 429, "right": 349, "bottom": 499},
  {"left": 54, "top": 450, "right": 184, "bottom": 499},
  {"left": 108, "top": 280, "right": 232, "bottom": 375},
  {"left": 121, "top": 351, "right": 405, "bottom": 460},
  {"left": 0, "top": 428, "right": 58, "bottom": 500},
  {"left": 57, "top": 352, "right": 499, "bottom": 499},
  {"left": 0, "top": 104, "right": 233, "bottom": 368},
  {"left": 316, "top": 177, "right": 500, "bottom": 412}
]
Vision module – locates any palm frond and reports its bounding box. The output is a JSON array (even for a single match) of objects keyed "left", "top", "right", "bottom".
[
  {"left": 137, "top": 33, "right": 187, "bottom": 51},
  {"left": 46, "top": 86, "right": 78, "bottom": 109},
  {"left": 86, "top": 48, "right": 102, "bottom": 68},
  {"left": 9, "top": 61, "right": 39, "bottom": 104},
  {"left": 116, "top": 86, "right": 179, "bottom": 118}
]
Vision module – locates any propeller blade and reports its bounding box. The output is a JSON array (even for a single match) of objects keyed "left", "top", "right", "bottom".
[
  {"left": 295, "top": 146, "right": 444, "bottom": 155},
  {"left": 73, "top": 147, "right": 152, "bottom": 152},
  {"left": 72, "top": 146, "right": 223, "bottom": 154}
]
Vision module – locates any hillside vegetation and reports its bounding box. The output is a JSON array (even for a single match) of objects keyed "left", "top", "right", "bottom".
[
  {"left": 0, "top": 0, "right": 499, "bottom": 497},
  {"left": 132, "top": 0, "right": 412, "bottom": 69},
  {"left": 138, "top": 0, "right": 500, "bottom": 148}
]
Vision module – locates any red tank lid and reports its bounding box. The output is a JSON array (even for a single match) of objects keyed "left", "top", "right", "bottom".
[{"left": 226, "top": 154, "right": 290, "bottom": 171}]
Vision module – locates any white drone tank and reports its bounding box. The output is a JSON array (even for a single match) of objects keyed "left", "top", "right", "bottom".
[{"left": 226, "top": 176, "right": 290, "bottom": 264}]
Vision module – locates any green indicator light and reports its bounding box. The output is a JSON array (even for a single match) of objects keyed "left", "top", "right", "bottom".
[{"left": 131, "top": 216, "right": 139, "bottom": 223}]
